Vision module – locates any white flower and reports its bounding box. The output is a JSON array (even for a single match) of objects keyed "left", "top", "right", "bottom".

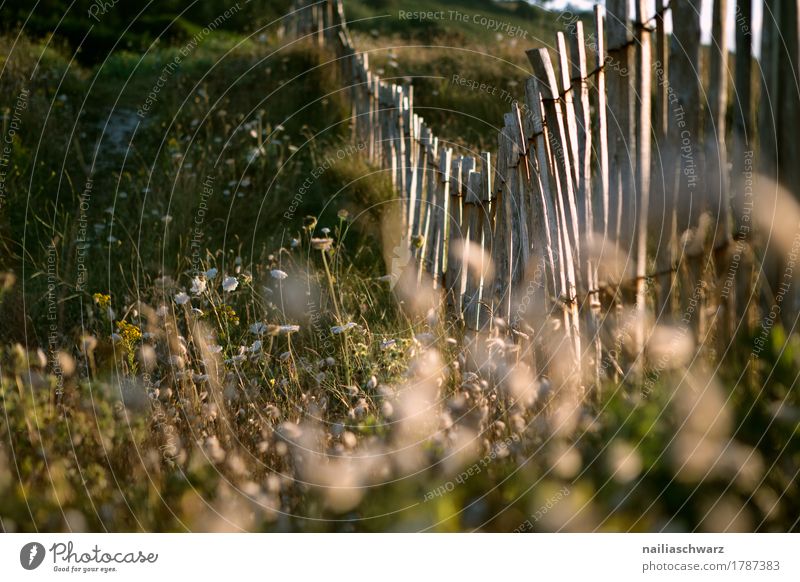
[
  {"left": 331, "top": 322, "right": 357, "bottom": 334},
  {"left": 247, "top": 146, "right": 265, "bottom": 163},
  {"left": 271, "top": 269, "right": 288, "bottom": 280},
  {"left": 290, "top": 238, "right": 300, "bottom": 248},
  {"left": 381, "top": 339, "right": 397, "bottom": 349},
  {"left": 222, "top": 276, "right": 239, "bottom": 292},
  {"left": 191, "top": 308, "right": 204, "bottom": 316},
  {"left": 250, "top": 322, "right": 267, "bottom": 335},
  {"left": 310, "top": 237, "right": 333, "bottom": 250},
  {"left": 156, "top": 305, "right": 168, "bottom": 317},
  {"left": 279, "top": 325, "right": 300, "bottom": 334},
  {"left": 174, "top": 292, "right": 190, "bottom": 305},
  {"left": 190, "top": 277, "right": 206, "bottom": 295},
  {"left": 321, "top": 227, "right": 331, "bottom": 235},
  {"left": 208, "top": 345, "right": 223, "bottom": 353},
  {"left": 249, "top": 340, "right": 262, "bottom": 353},
  {"left": 205, "top": 267, "right": 218, "bottom": 279}
]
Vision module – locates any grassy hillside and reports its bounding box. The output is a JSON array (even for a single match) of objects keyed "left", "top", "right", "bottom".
[{"left": 345, "top": 0, "right": 591, "bottom": 148}]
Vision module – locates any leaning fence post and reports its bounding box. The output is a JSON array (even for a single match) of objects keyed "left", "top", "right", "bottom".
[
  {"left": 633, "top": 0, "right": 653, "bottom": 377},
  {"left": 605, "top": 0, "right": 636, "bottom": 251},
  {"left": 462, "top": 169, "right": 483, "bottom": 331},
  {"left": 528, "top": 48, "right": 582, "bottom": 373}
]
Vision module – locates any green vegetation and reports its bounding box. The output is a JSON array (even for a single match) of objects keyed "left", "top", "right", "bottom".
[{"left": 0, "top": 0, "right": 798, "bottom": 533}]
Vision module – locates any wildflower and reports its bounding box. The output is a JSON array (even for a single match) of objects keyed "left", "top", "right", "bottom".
[
  {"left": 247, "top": 147, "right": 265, "bottom": 163},
  {"left": 249, "top": 340, "right": 263, "bottom": 353},
  {"left": 271, "top": 269, "right": 288, "bottom": 280},
  {"left": 220, "top": 305, "right": 240, "bottom": 326},
  {"left": 337, "top": 209, "right": 350, "bottom": 220},
  {"left": 174, "top": 292, "right": 190, "bottom": 305},
  {"left": 156, "top": 305, "right": 169, "bottom": 317},
  {"left": 290, "top": 238, "right": 300, "bottom": 248},
  {"left": 250, "top": 322, "right": 267, "bottom": 335},
  {"left": 279, "top": 325, "right": 300, "bottom": 334},
  {"left": 190, "top": 277, "right": 207, "bottom": 295},
  {"left": 81, "top": 335, "right": 98, "bottom": 353},
  {"left": 381, "top": 339, "right": 396, "bottom": 349},
  {"left": 325, "top": 357, "right": 335, "bottom": 366},
  {"left": 279, "top": 351, "right": 291, "bottom": 361},
  {"left": 193, "top": 373, "right": 209, "bottom": 383},
  {"left": 321, "top": 227, "right": 331, "bottom": 235},
  {"left": 222, "top": 276, "right": 239, "bottom": 292},
  {"left": 191, "top": 308, "right": 204, "bottom": 316},
  {"left": 93, "top": 293, "right": 111, "bottom": 309},
  {"left": 117, "top": 321, "right": 142, "bottom": 344},
  {"left": 111, "top": 333, "right": 122, "bottom": 342},
  {"left": 205, "top": 267, "right": 218, "bottom": 279},
  {"left": 311, "top": 237, "right": 333, "bottom": 251},
  {"left": 208, "top": 345, "right": 223, "bottom": 354},
  {"left": 331, "top": 322, "right": 357, "bottom": 334},
  {"left": 342, "top": 431, "right": 357, "bottom": 448},
  {"left": 303, "top": 215, "right": 318, "bottom": 231}
]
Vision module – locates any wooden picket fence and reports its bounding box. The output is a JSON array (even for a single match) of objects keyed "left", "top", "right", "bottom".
[{"left": 289, "top": 0, "right": 799, "bottom": 388}]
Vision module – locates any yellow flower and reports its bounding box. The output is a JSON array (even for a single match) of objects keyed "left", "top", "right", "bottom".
[
  {"left": 116, "top": 320, "right": 142, "bottom": 344},
  {"left": 220, "top": 304, "right": 240, "bottom": 326},
  {"left": 93, "top": 293, "right": 111, "bottom": 309}
]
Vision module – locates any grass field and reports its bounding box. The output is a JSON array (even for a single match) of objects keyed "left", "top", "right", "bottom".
[{"left": 0, "top": 0, "right": 798, "bottom": 532}]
